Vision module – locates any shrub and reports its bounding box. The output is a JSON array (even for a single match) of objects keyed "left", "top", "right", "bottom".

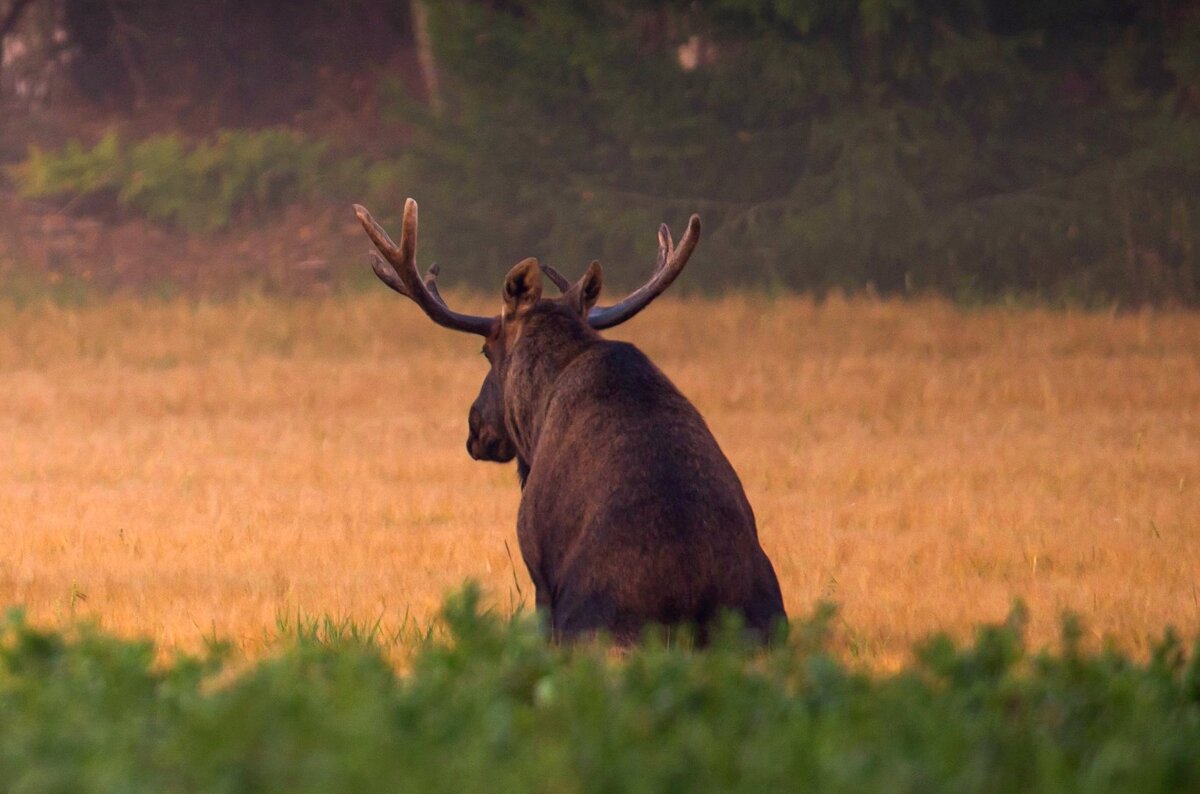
[
  {"left": 9, "top": 130, "right": 368, "bottom": 233},
  {"left": 0, "top": 591, "right": 1198, "bottom": 792}
]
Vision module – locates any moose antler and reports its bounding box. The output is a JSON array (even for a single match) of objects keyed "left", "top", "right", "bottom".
[
  {"left": 538, "top": 264, "right": 572, "bottom": 293},
  {"left": 586, "top": 215, "right": 701, "bottom": 330},
  {"left": 355, "top": 199, "right": 495, "bottom": 335}
]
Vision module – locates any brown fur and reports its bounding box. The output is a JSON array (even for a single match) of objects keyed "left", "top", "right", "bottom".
[{"left": 467, "top": 261, "right": 786, "bottom": 644}]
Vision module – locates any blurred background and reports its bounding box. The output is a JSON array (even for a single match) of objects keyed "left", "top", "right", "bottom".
[{"left": 0, "top": 0, "right": 1197, "bottom": 304}]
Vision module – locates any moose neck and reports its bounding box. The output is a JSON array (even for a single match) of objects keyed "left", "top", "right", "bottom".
[{"left": 503, "top": 305, "right": 599, "bottom": 463}]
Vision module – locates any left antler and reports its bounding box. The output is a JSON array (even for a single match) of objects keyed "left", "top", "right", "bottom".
[{"left": 355, "top": 199, "right": 495, "bottom": 336}]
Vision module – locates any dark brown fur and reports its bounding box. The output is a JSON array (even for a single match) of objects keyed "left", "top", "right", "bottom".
[{"left": 467, "top": 262, "right": 786, "bottom": 644}]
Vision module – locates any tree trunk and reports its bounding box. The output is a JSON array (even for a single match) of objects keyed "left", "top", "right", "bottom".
[
  {"left": 0, "top": 0, "right": 38, "bottom": 97},
  {"left": 411, "top": 0, "right": 441, "bottom": 116}
]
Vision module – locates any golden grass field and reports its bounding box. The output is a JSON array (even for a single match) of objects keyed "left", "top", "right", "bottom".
[{"left": 1, "top": 291, "right": 1197, "bottom": 668}]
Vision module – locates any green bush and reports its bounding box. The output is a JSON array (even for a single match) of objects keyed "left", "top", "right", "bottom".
[
  {"left": 1, "top": 589, "right": 1198, "bottom": 792},
  {"left": 9, "top": 130, "right": 371, "bottom": 233},
  {"left": 12, "top": 132, "right": 125, "bottom": 199},
  {"left": 391, "top": 1, "right": 1200, "bottom": 305}
]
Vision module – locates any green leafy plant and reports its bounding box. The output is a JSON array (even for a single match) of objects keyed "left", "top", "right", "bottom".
[
  {"left": 0, "top": 591, "right": 1198, "bottom": 792},
  {"left": 9, "top": 130, "right": 372, "bottom": 233}
]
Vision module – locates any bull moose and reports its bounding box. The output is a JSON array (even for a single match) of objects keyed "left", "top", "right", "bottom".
[{"left": 355, "top": 198, "right": 786, "bottom": 644}]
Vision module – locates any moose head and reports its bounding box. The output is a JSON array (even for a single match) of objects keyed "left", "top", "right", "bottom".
[{"left": 354, "top": 198, "right": 699, "bottom": 478}]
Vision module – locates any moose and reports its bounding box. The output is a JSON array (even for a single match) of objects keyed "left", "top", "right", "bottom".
[{"left": 355, "top": 198, "right": 786, "bottom": 644}]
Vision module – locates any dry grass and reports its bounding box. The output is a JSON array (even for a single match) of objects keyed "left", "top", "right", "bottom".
[{"left": 1, "top": 292, "right": 1197, "bottom": 668}]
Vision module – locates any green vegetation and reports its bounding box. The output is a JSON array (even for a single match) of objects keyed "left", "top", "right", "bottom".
[
  {"left": 5, "top": 1, "right": 1199, "bottom": 304},
  {"left": 8, "top": 130, "right": 392, "bottom": 233},
  {"left": 2, "top": 587, "right": 1198, "bottom": 792},
  {"left": 399, "top": 1, "right": 1200, "bottom": 304}
]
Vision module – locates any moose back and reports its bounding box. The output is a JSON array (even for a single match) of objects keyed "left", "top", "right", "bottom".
[{"left": 356, "top": 198, "right": 786, "bottom": 644}]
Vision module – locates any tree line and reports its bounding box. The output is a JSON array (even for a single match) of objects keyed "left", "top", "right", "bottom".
[{"left": 2, "top": 0, "right": 1198, "bottom": 303}]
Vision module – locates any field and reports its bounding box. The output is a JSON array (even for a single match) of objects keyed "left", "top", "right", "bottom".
[{"left": 1, "top": 292, "right": 1198, "bottom": 668}]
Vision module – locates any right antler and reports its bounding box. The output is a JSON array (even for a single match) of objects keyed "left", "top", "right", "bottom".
[
  {"left": 355, "top": 198, "right": 495, "bottom": 335},
  {"left": 586, "top": 214, "right": 701, "bottom": 330}
]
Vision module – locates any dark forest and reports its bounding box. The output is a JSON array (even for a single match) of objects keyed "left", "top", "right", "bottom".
[{"left": 1, "top": 0, "right": 1198, "bottom": 303}]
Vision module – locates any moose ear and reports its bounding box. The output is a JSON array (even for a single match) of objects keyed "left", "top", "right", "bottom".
[
  {"left": 569, "top": 260, "right": 604, "bottom": 316},
  {"left": 503, "top": 257, "right": 543, "bottom": 317}
]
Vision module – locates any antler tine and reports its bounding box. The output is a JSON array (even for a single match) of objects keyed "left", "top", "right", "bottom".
[
  {"left": 539, "top": 264, "right": 572, "bottom": 293},
  {"left": 655, "top": 223, "right": 673, "bottom": 272},
  {"left": 368, "top": 251, "right": 414, "bottom": 298},
  {"left": 587, "top": 214, "right": 701, "bottom": 331},
  {"left": 422, "top": 264, "right": 486, "bottom": 321},
  {"left": 423, "top": 263, "right": 444, "bottom": 302},
  {"left": 355, "top": 200, "right": 494, "bottom": 335}
]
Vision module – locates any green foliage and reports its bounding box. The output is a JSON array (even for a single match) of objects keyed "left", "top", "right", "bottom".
[
  {"left": 1, "top": 592, "right": 1198, "bottom": 792},
  {"left": 394, "top": 0, "right": 1199, "bottom": 304},
  {"left": 12, "top": 132, "right": 125, "bottom": 199},
  {"left": 7, "top": 2, "right": 1199, "bottom": 304},
  {"left": 9, "top": 130, "right": 374, "bottom": 233}
]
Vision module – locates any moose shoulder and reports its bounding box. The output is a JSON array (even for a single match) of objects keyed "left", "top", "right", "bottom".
[{"left": 356, "top": 198, "right": 786, "bottom": 644}]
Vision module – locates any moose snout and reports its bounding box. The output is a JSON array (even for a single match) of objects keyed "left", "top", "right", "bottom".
[
  {"left": 467, "top": 430, "right": 515, "bottom": 462},
  {"left": 467, "top": 405, "right": 515, "bottom": 462},
  {"left": 467, "top": 404, "right": 486, "bottom": 459},
  {"left": 466, "top": 432, "right": 486, "bottom": 459}
]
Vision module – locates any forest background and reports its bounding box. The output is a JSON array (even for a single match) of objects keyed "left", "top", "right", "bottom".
[{"left": 0, "top": 0, "right": 1196, "bottom": 305}]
